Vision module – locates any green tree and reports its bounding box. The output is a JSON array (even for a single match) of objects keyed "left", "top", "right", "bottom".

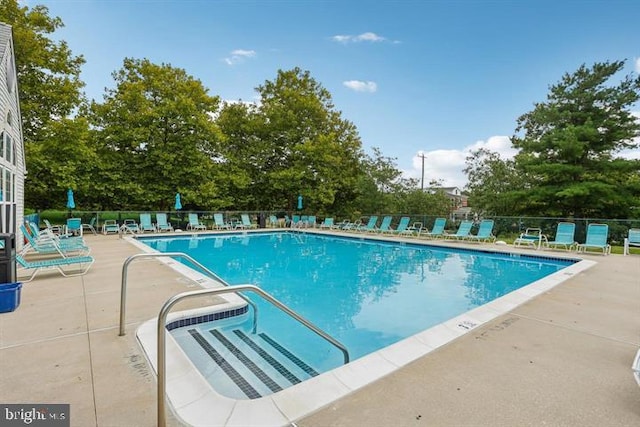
[
  {"left": 90, "top": 58, "right": 224, "bottom": 210},
  {"left": 463, "top": 148, "right": 526, "bottom": 215},
  {"left": 512, "top": 60, "right": 640, "bottom": 218},
  {"left": 1, "top": 0, "right": 88, "bottom": 209},
  {"left": 218, "top": 67, "right": 363, "bottom": 214}
]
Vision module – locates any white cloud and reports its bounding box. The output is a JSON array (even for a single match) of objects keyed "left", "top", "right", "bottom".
[
  {"left": 223, "top": 49, "right": 256, "bottom": 65},
  {"left": 403, "top": 136, "right": 515, "bottom": 189},
  {"left": 343, "top": 80, "right": 377, "bottom": 93},
  {"left": 635, "top": 58, "right": 640, "bottom": 74},
  {"left": 331, "top": 32, "right": 385, "bottom": 43}
]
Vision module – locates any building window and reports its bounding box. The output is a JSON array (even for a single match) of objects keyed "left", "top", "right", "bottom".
[
  {"left": 6, "top": 111, "right": 11, "bottom": 127},
  {"left": 6, "top": 59, "right": 14, "bottom": 94},
  {"left": 3, "top": 133, "right": 11, "bottom": 164}
]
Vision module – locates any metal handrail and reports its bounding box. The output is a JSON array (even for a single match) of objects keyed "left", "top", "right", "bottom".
[
  {"left": 118, "top": 252, "right": 258, "bottom": 336},
  {"left": 157, "top": 284, "right": 350, "bottom": 427}
]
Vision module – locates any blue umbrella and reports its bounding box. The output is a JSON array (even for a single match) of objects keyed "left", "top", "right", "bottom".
[
  {"left": 297, "top": 195, "right": 303, "bottom": 210},
  {"left": 66, "top": 189, "right": 76, "bottom": 210},
  {"left": 174, "top": 193, "right": 182, "bottom": 210}
]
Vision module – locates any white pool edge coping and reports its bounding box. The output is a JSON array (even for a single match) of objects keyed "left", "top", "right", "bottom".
[{"left": 128, "top": 232, "right": 597, "bottom": 427}]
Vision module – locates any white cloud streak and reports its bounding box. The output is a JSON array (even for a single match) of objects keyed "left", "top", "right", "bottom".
[
  {"left": 635, "top": 57, "right": 640, "bottom": 73},
  {"left": 343, "top": 80, "right": 377, "bottom": 93},
  {"left": 331, "top": 32, "right": 386, "bottom": 43},
  {"left": 223, "top": 49, "right": 256, "bottom": 65}
]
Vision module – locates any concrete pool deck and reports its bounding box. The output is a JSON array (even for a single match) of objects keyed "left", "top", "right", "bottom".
[{"left": 0, "top": 230, "right": 639, "bottom": 426}]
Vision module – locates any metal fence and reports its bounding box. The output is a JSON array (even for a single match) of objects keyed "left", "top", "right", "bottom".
[{"left": 30, "top": 210, "right": 640, "bottom": 245}]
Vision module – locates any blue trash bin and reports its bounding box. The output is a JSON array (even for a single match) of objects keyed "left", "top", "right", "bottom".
[{"left": 0, "top": 282, "right": 22, "bottom": 313}]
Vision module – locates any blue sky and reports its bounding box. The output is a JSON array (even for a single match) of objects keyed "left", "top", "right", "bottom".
[{"left": 28, "top": 0, "right": 640, "bottom": 187}]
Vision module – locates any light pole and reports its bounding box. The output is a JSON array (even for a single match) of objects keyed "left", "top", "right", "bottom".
[{"left": 418, "top": 153, "right": 427, "bottom": 190}]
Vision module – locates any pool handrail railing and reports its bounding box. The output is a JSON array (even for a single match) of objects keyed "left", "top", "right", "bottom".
[
  {"left": 118, "top": 252, "right": 259, "bottom": 336},
  {"left": 156, "top": 284, "right": 351, "bottom": 427}
]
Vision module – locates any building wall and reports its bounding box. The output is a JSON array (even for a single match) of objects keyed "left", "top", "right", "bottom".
[{"left": 0, "top": 24, "right": 26, "bottom": 251}]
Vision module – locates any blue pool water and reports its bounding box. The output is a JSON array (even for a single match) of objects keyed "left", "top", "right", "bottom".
[{"left": 140, "top": 232, "right": 575, "bottom": 398}]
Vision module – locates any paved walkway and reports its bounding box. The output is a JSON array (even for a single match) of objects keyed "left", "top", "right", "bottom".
[{"left": 0, "top": 232, "right": 638, "bottom": 426}]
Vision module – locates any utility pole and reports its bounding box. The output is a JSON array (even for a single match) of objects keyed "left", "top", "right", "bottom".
[{"left": 418, "top": 153, "right": 427, "bottom": 190}]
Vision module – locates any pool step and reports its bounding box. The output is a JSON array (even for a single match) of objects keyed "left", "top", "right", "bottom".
[{"left": 187, "top": 328, "right": 318, "bottom": 399}]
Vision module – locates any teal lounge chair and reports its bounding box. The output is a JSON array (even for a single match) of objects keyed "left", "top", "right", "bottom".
[
  {"left": 82, "top": 217, "right": 98, "bottom": 235},
  {"left": 17, "top": 253, "right": 94, "bottom": 282},
  {"left": 268, "top": 215, "right": 279, "bottom": 228},
  {"left": 624, "top": 228, "right": 640, "bottom": 256},
  {"left": 357, "top": 216, "right": 378, "bottom": 233},
  {"left": 213, "top": 213, "right": 230, "bottom": 230},
  {"left": 156, "top": 213, "right": 173, "bottom": 232},
  {"left": 102, "top": 220, "right": 119, "bottom": 234},
  {"left": 392, "top": 217, "right": 411, "bottom": 235},
  {"left": 291, "top": 215, "right": 300, "bottom": 228},
  {"left": 307, "top": 215, "right": 316, "bottom": 228},
  {"left": 419, "top": 218, "right": 446, "bottom": 239},
  {"left": 139, "top": 213, "right": 156, "bottom": 232},
  {"left": 467, "top": 219, "right": 496, "bottom": 243},
  {"left": 21, "top": 224, "right": 89, "bottom": 256},
  {"left": 122, "top": 219, "right": 141, "bottom": 234},
  {"left": 544, "top": 222, "right": 576, "bottom": 251},
  {"left": 319, "top": 218, "right": 334, "bottom": 229},
  {"left": 238, "top": 213, "right": 257, "bottom": 229},
  {"left": 514, "top": 227, "right": 546, "bottom": 249},
  {"left": 401, "top": 222, "right": 423, "bottom": 237},
  {"left": 377, "top": 216, "right": 393, "bottom": 233},
  {"left": 66, "top": 218, "right": 83, "bottom": 237},
  {"left": 187, "top": 213, "right": 207, "bottom": 231},
  {"left": 576, "top": 223, "right": 611, "bottom": 255},
  {"left": 444, "top": 220, "right": 473, "bottom": 240}
]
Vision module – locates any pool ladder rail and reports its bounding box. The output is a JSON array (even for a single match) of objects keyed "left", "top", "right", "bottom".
[{"left": 117, "top": 252, "right": 350, "bottom": 427}]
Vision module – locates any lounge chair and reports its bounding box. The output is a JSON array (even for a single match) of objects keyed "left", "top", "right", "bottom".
[
  {"left": 17, "top": 253, "right": 94, "bottom": 282},
  {"left": 319, "top": 218, "right": 334, "bottom": 229},
  {"left": 268, "top": 215, "right": 279, "bottom": 228},
  {"left": 377, "top": 216, "right": 393, "bottom": 234},
  {"left": 121, "top": 219, "right": 141, "bottom": 234},
  {"left": 332, "top": 219, "right": 350, "bottom": 230},
  {"left": 156, "top": 213, "right": 173, "bottom": 232},
  {"left": 419, "top": 218, "right": 446, "bottom": 239},
  {"left": 624, "top": 228, "right": 640, "bottom": 256},
  {"left": 307, "top": 215, "right": 316, "bottom": 228},
  {"left": 213, "top": 213, "right": 230, "bottom": 230},
  {"left": 81, "top": 217, "right": 98, "bottom": 235},
  {"left": 66, "top": 218, "right": 83, "bottom": 237},
  {"left": 544, "top": 222, "right": 576, "bottom": 251},
  {"left": 342, "top": 219, "right": 362, "bottom": 231},
  {"left": 392, "top": 217, "right": 411, "bottom": 235},
  {"left": 467, "top": 219, "right": 496, "bottom": 243},
  {"left": 21, "top": 224, "right": 90, "bottom": 256},
  {"left": 514, "top": 227, "right": 546, "bottom": 249},
  {"left": 444, "top": 220, "right": 473, "bottom": 240},
  {"left": 576, "top": 223, "right": 611, "bottom": 255},
  {"left": 43, "top": 219, "right": 64, "bottom": 235},
  {"left": 357, "top": 216, "right": 378, "bottom": 233},
  {"left": 187, "top": 213, "right": 207, "bottom": 231},
  {"left": 139, "top": 213, "right": 156, "bottom": 232},
  {"left": 400, "top": 222, "right": 423, "bottom": 237},
  {"left": 102, "top": 220, "right": 119, "bottom": 235},
  {"left": 290, "top": 215, "right": 301, "bottom": 228},
  {"left": 237, "top": 213, "right": 257, "bottom": 229}
]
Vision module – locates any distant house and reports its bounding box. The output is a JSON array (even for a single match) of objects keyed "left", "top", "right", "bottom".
[{"left": 0, "top": 23, "right": 26, "bottom": 249}]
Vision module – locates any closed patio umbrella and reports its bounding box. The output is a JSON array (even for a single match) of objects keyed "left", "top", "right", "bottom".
[
  {"left": 297, "top": 195, "right": 303, "bottom": 210},
  {"left": 66, "top": 189, "right": 76, "bottom": 210},
  {"left": 174, "top": 193, "right": 182, "bottom": 210}
]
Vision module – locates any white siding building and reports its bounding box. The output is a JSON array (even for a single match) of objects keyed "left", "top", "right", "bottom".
[{"left": 0, "top": 23, "right": 26, "bottom": 249}]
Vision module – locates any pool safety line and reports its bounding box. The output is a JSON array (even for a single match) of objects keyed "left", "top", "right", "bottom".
[
  {"left": 259, "top": 333, "right": 319, "bottom": 377},
  {"left": 233, "top": 330, "right": 304, "bottom": 385},
  {"left": 188, "top": 329, "right": 261, "bottom": 399},
  {"left": 209, "top": 329, "right": 283, "bottom": 393}
]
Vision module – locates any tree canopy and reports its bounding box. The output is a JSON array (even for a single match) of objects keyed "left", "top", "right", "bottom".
[{"left": 465, "top": 60, "right": 640, "bottom": 218}]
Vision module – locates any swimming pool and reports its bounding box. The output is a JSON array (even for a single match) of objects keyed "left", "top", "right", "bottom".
[{"left": 133, "top": 230, "right": 594, "bottom": 426}]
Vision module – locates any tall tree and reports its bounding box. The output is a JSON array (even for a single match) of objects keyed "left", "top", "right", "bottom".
[
  {"left": 1, "top": 0, "right": 91, "bottom": 209},
  {"left": 219, "top": 67, "right": 363, "bottom": 214},
  {"left": 463, "top": 148, "right": 526, "bottom": 215},
  {"left": 90, "top": 58, "right": 224, "bottom": 210},
  {"left": 512, "top": 60, "right": 640, "bottom": 218}
]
